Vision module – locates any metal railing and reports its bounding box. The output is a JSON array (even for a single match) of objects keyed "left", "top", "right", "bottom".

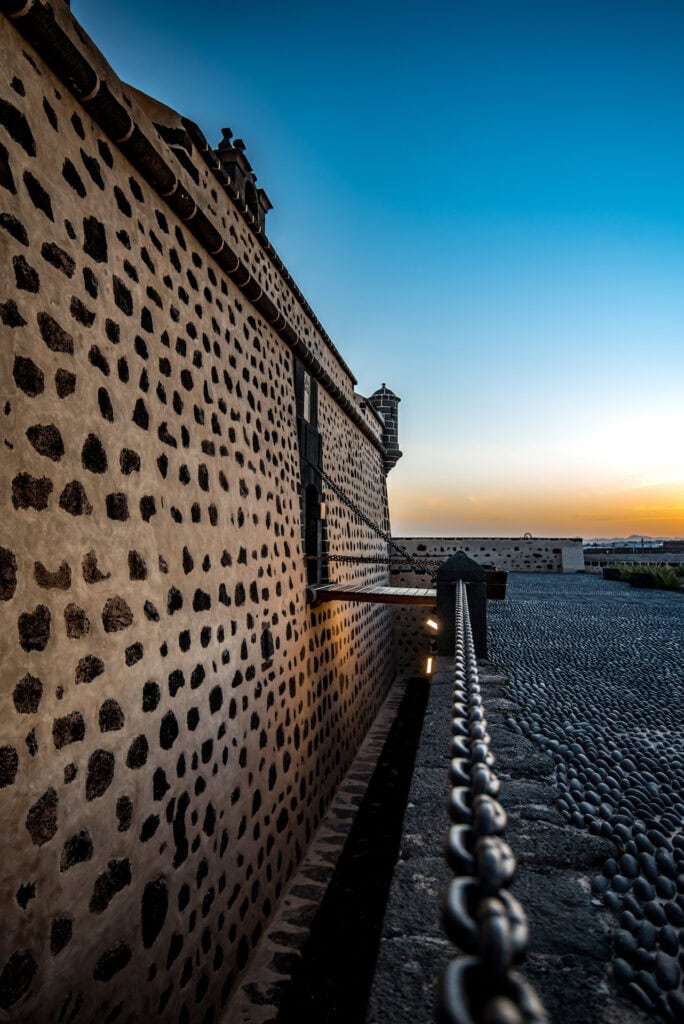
[{"left": 437, "top": 581, "right": 547, "bottom": 1024}]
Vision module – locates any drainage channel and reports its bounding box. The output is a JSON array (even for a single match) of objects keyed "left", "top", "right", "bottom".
[{"left": 275, "top": 679, "right": 429, "bottom": 1024}]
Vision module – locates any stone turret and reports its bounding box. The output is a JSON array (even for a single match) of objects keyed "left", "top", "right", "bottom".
[
  {"left": 216, "top": 128, "right": 273, "bottom": 233},
  {"left": 369, "top": 384, "right": 402, "bottom": 473}
]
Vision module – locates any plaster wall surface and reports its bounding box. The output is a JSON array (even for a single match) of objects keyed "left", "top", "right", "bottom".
[{"left": 0, "top": 5, "right": 395, "bottom": 1021}]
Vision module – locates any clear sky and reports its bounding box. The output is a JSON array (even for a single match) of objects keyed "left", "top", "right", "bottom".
[{"left": 73, "top": 0, "right": 684, "bottom": 538}]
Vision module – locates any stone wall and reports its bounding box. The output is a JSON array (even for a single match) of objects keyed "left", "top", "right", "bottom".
[
  {"left": 395, "top": 537, "right": 584, "bottom": 575},
  {"left": 391, "top": 537, "right": 585, "bottom": 675},
  {"left": 0, "top": 4, "right": 395, "bottom": 1021}
]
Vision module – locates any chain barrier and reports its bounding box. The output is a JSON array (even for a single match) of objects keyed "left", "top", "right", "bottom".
[
  {"left": 438, "top": 581, "right": 547, "bottom": 1024},
  {"left": 303, "top": 455, "right": 437, "bottom": 579},
  {"left": 304, "top": 553, "right": 440, "bottom": 571}
]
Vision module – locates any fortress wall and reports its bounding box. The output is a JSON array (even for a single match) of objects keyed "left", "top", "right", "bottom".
[
  {"left": 318, "top": 389, "right": 391, "bottom": 574},
  {"left": 0, "top": 5, "right": 394, "bottom": 1021},
  {"left": 396, "top": 536, "right": 584, "bottom": 573}
]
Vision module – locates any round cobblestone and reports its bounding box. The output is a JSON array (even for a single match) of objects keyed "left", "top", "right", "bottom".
[{"left": 490, "top": 572, "right": 684, "bottom": 1022}]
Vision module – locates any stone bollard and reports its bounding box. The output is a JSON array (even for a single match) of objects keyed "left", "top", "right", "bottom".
[{"left": 435, "top": 551, "right": 488, "bottom": 659}]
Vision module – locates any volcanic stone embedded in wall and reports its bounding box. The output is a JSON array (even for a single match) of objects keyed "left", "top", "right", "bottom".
[{"left": 13, "top": 673, "right": 43, "bottom": 713}]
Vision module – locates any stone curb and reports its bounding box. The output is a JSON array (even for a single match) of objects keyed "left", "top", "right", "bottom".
[{"left": 224, "top": 680, "right": 408, "bottom": 1024}]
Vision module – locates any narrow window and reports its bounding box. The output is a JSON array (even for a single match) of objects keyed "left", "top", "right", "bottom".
[{"left": 302, "top": 371, "right": 311, "bottom": 423}]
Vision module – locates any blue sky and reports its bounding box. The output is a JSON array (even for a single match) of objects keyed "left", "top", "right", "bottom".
[{"left": 73, "top": 0, "right": 684, "bottom": 537}]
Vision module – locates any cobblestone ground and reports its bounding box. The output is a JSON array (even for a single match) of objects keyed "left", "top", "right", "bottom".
[{"left": 489, "top": 572, "right": 684, "bottom": 1022}]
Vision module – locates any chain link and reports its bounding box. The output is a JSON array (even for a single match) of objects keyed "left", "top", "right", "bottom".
[
  {"left": 438, "top": 581, "right": 548, "bottom": 1024},
  {"left": 303, "top": 455, "right": 437, "bottom": 579}
]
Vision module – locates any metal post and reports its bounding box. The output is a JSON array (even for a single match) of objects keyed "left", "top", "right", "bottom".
[{"left": 435, "top": 551, "right": 488, "bottom": 659}]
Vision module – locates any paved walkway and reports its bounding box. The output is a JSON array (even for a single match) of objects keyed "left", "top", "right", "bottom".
[
  {"left": 232, "top": 573, "right": 683, "bottom": 1023},
  {"left": 489, "top": 573, "right": 684, "bottom": 1022}
]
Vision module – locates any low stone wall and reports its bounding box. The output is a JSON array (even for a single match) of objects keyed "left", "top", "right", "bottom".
[{"left": 395, "top": 536, "right": 584, "bottom": 574}]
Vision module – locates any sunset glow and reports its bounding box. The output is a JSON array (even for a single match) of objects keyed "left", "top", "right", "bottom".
[
  {"left": 389, "top": 477, "right": 684, "bottom": 539},
  {"left": 389, "top": 408, "right": 684, "bottom": 537}
]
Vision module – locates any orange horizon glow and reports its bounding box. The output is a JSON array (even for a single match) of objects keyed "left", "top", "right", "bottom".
[
  {"left": 388, "top": 477, "right": 684, "bottom": 540},
  {"left": 386, "top": 405, "right": 684, "bottom": 541}
]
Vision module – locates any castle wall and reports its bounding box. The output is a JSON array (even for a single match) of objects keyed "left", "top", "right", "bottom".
[
  {"left": 0, "top": 5, "right": 394, "bottom": 1021},
  {"left": 395, "top": 536, "right": 584, "bottom": 574}
]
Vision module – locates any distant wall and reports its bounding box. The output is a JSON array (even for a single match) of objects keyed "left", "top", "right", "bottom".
[
  {"left": 395, "top": 537, "right": 584, "bottom": 574},
  {"left": 584, "top": 553, "right": 684, "bottom": 573},
  {"left": 391, "top": 537, "right": 584, "bottom": 675},
  {"left": 0, "top": 4, "right": 395, "bottom": 1021}
]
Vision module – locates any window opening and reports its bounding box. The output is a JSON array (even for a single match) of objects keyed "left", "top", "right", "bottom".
[{"left": 302, "top": 371, "right": 312, "bottom": 423}]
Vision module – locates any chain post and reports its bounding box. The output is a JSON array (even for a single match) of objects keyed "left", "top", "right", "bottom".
[{"left": 435, "top": 552, "right": 488, "bottom": 659}]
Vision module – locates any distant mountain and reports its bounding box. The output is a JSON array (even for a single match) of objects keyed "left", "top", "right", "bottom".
[
  {"left": 585, "top": 535, "right": 677, "bottom": 546},
  {"left": 589, "top": 535, "right": 662, "bottom": 543}
]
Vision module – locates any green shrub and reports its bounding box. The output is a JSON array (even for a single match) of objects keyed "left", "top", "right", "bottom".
[
  {"left": 609, "top": 562, "right": 636, "bottom": 581},
  {"left": 608, "top": 562, "right": 681, "bottom": 589},
  {"left": 651, "top": 565, "right": 681, "bottom": 590}
]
